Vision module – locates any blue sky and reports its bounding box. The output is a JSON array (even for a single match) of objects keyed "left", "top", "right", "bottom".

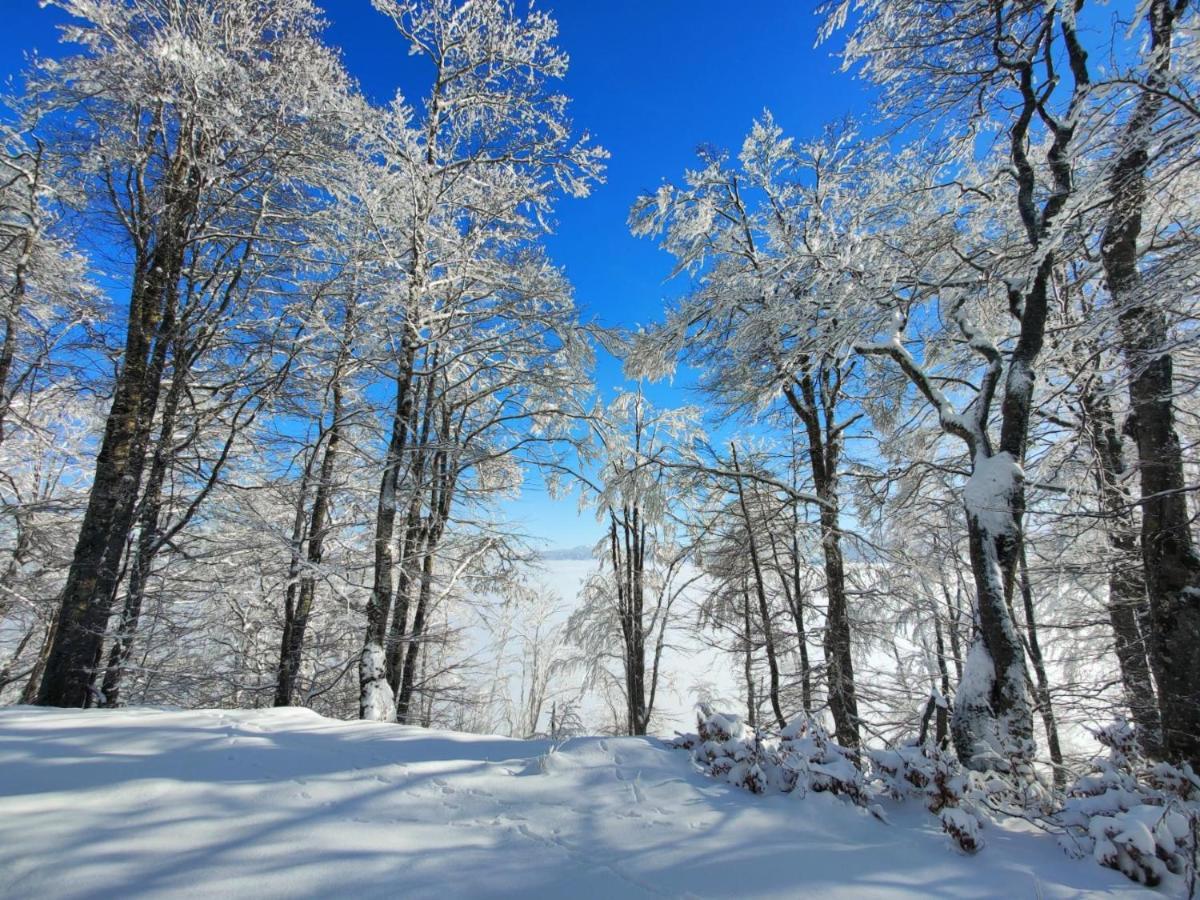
[{"left": 1, "top": 0, "right": 873, "bottom": 550}]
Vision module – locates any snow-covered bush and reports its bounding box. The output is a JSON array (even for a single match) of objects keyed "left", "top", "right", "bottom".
[
  {"left": 778, "top": 716, "right": 870, "bottom": 806},
  {"left": 872, "top": 741, "right": 985, "bottom": 853},
  {"left": 679, "top": 705, "right": 775, "bottom": 794},
  {"left": 676, "top": 706, "right": 870, "bottom": 804},
  {"left": 1058, "top": 720, "right": 1199, "bottom": 887},
  {"left": 679, "top": 705, "right": 1093, "bottom": 860}
]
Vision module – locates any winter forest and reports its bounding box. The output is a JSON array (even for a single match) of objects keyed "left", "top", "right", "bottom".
[{"left": 1, "top": 0, "right": 1199, "bottom": 896}]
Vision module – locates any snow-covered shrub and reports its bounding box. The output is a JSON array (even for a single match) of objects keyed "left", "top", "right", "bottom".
[
  {"left": 684, "top": 705, "right": 774, "bottom": 794},
  {"left": 1058, "top": 719, "right": 1199, "bottom": 887},
  {"left": 872, "top": 741, "right": 985, "bottom": 853},
  {"left": 677, "top": 706, "right": 870, "bottom": 804},
  {"left": 778, "top": 716, "right": 870, "bottom": 806}
]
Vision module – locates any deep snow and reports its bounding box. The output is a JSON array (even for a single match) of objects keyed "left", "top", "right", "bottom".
[{"left": 0, "top": 707, "right": 1163, "bottom": 898}]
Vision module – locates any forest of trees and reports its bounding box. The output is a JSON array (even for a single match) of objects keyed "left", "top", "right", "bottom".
[{"left": 2, "top": 1, "right": 1198, "bottom": 868}]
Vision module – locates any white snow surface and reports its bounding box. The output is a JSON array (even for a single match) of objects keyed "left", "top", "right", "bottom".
[{"left": 0, "top": 706, "right": 1159, "bottom": 899}]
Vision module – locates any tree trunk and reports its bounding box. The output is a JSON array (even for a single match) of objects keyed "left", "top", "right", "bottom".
[
  {"left": 741, "top": 585, "right": 757, "bottom": 730},
  {"left": 766, "top": 524, "right": 813, "bottom": 715},
  {"left": 954, "top": 493, "right": 1034, "bottom": 769},
  {"left": 38, "top": 193, "right": 191, "bottom": 707},
  {"left": 359, "top": 347, "right": 416, "bottom": 719},
  {"left": 395, "top": 532, "right": 434, "bottom": 725},
  {"left": 99, "top": 364, "right": 186, "bottom": 708},
  {"left": 275, "top": 382, "right": 342, "bottom": 707},
  {"left": 20, "top": 614, "right": 56, "bottom": 704},
  {"left": 730, "top": 443, "right": 786, "bottom": 729},
  {"left": 1079, "top": 382, "right": 1162, "bottom": 751},
  {"left": 786, "top": 373, "right": 860, "bottom": 751},
  {"left": 933, "top": 613, "right": 950, "bottom": 748},
  {"left": 790, "top": 538, "right": 813, "bottom": 715},
  {"left": 386, "top": 499, "right": 422, "bottom": 692},
  {"left": 0, "top": 621, "right": 39, "bottom": 693},
  {"left": 397, "top": 396, "right": 457, "bottom": 724},
  {"left": 1101, "top": 0, "right": 1200, "bottom": 766},
  {"left": 1017, "top": 548, "right": 1064, "bottom": 789}
]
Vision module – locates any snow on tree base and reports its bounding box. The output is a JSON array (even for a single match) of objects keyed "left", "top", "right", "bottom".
[{"left": 359, "top": 645, "right": 396, "bottom": 723}]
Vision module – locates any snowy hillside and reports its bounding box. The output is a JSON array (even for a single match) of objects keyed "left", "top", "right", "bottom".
[{"left": 0, "top": 707, "right": 1158, "bottom": 899}]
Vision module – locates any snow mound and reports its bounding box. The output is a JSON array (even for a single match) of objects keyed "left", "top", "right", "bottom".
[{"left": 0, "top": 707, "right": 1160, "bottom": 898}]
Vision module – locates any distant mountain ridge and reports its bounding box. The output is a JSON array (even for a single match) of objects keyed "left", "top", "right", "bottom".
[{"left": 538, "top": 545, "right": 593, "bottom": 561}]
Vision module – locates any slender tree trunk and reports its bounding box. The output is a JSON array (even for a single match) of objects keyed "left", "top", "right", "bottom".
[
  {"left": 359, "top": 346, "right": 416, "bottom": 719},
  {"left": 20, "top": 614, "right": 55, "bottom": 704},
  {"left": 395, "top": 530, "right": 434, "bottom": 724},
  {"left": 0, "top": 220, "right": 33, "bottom": 449},
  {"left": 0, "top": 621, "right": 39, "bottom": 692},
  {"left": 786, "top": 373, "right": 860, "bottom": 750},
  {"left": 1101, "top": 0, "right": 1200, "bottom": 766},
  {"left": 942, "top": 581, "right": 965, "bottom": 684},
  {"left": 397, "top": 397, "right": 457, "bottom": 723},
  {"left": 275, "top": 382, "right": 343, "bottom": 707},
  {"left": 791, "top": 538, "right": 813, "bottom": 714},
  {"left": 630, "top": 505, "right": 648, "bottom": 734},
  {"left": 933, "top": 613, "right": 950, "bottom": 748},
  {"left": 741, "top": 585, "right": 757, "bottom": 730},
  {"left": 951, "top": 24, "right": 1089, "bottom": 768},
  {"left": 730, "top": 444, "right": 786, "bottom": 729},
  {"left": 0, "top": 509, "right": 33, "bottom": 624},
  {"left": 767, "top": 524, "right": 813, "bottom": 715},
  {"left": 386, "top": 499, "right": 422, "bottom": 691},
  {"left": 1017, "top": 548, "right": 1064, "bottom": 788},
  {"left": 0, "top": 143, "right": 44, "bottom": 449}
]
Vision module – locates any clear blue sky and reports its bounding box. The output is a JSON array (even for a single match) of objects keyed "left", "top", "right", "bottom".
[{"left": 1, "top": 0, "right": 872, "bottom": 550}]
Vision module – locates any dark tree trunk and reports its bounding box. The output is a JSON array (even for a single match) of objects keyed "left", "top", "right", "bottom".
[
  {"left": 933, "top": 613, "right": 950, "bottom": 747},
  {"left": 397, "top": 437, "right": 455, "bottom": 724},
  {"left": 0, "top": 219, "right": 32, "bottom": 448},
  {"left": 20, "top": 614, "right": 56, "bottom": 704},
  {"left": 785, "top": 371, "right": 860, "bottom": 751},
  {"left": 790, "top": 536, "right": 813, "bottom": 713},
  {"left": 38, "top": 179, "right": 193, "bottom": 707},
  {"left": 956, "top": 506, "right": 1034, "bottom": 767},
  {"left": 942, "top": 581, "right": 965, "bottom": 684},
  {"left": 275, "top": 382, "right": 343, "bottom": 707},
  {"left": 1101, "top": 0, "right": 1200, "bottom": 767},
  {"left": 730, "top": 444, "right": 786, "bottom": 729},
  {"left": 388, "top": 358, "right": 440, "bottom": 695},
  {"left": 766, "top": 523, "right": 813, "bottom": 715},
  {"left": 359, "top": 345, "right": 417, "bottom": 719},
  {"left": 99, "top": 365, "right": 185, "bottom": 708},
  {"left": 1017, "top": 549, "right": 1064, "bottom": 788},
  {"left": 395, "top": 531, "right": 434, "bottom": 725},
  {"left": 0, "top": 143, "right": 44, "bottom": 449},
  {"left": 386, "top": 500, "right": 422, "bottom": 693},
  {"left": 0, "top": 621, "right": 39, "bottom": 692},
  {"left": 1079, "top": 382, "right": 1162, "bottom": 751},
  {"left": 741, "top": 585, "right": 757, "bottom": 730},
  {"left": 610, "top": 504, "right": 649, "bottom": 736}
]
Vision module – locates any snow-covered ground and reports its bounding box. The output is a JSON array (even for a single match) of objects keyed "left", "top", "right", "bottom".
[{"left": 0, "top": 707, "right": 1159, "bottom": 898}]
